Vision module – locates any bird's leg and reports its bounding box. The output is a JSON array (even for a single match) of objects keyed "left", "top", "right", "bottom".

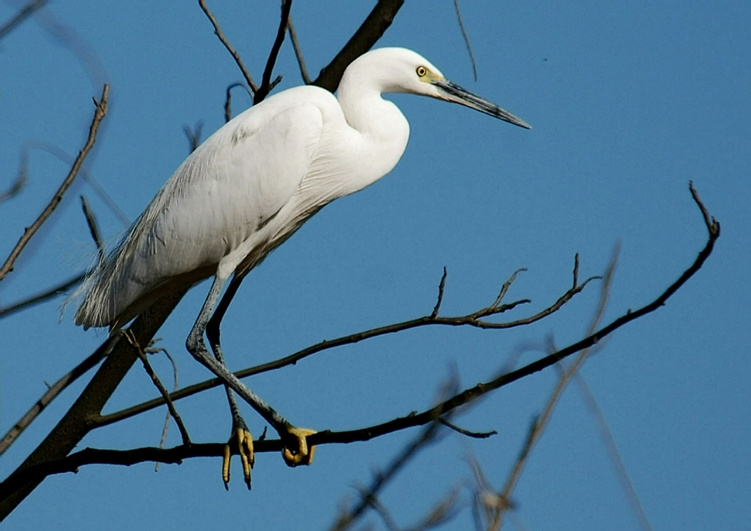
[
  {"left": 185, "top": 274, "right": 317, "bottom": 485},
  {"left": 206, "top": 275, "right": 253, "bottom": 489}
]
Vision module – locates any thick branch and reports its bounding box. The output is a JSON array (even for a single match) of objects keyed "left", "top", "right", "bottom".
[
  {"left": 0, "top": 288, "right": 186, "bottom": 519},
  {"left": 313, "top": 0, "right": 404, "bottom": 91}
]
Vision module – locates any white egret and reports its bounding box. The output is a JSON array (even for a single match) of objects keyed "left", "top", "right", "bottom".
[{"left": 75, "top": 47, "right": 530, "bottom": 488}]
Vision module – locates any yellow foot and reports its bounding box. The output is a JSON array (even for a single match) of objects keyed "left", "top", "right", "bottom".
[
  {"left": 282, "top": 426, "right": 317, "bottom": 467},
  {"left": 222, "top": 427, "right": 254, "bottom": 490}
]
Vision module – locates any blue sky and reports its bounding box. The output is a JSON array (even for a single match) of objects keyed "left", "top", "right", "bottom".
[{"left": 1, "top": 1, "right": 749, "bottom": 529}]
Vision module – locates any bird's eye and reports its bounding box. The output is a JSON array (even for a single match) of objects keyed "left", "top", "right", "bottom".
[{"left": 416, "top": 66, "right": 428, "bottom": 78}]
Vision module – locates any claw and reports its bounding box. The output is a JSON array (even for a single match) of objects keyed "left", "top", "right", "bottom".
[
  {"left": 222, "top": 427, "right": 254, "bottom": 490},
  {"left": 282, "top": 426, "right": 317, "bottom": 467}
]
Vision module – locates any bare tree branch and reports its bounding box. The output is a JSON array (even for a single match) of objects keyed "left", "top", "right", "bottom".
[
  {"left": 332, "top": 417, "right": 445, "bottom": 530},
  {"left": 254, "top": 0, "right": 292, "bottom": 104},
  {"left": 198, "top": 0, "right": 257, "bottom": 94},
  {"left": 0, "top": 157, "right": 27, "bottom": 204},
  {"left": 0, "top": 346, "right": 105, "bottom": 456},
  {"left": 80, "top": 195, "right": 104, "bottom": 263},
  {"left": 498, "top": 245, "right": 619, "bottom": 524},
  {"left": 0, "top": 0, "right": 47, "bottom": 41},
  {"left": 0, "top": 273, "right": 84, "bottom": 320},
  {"left": 97, "top": 262, "right": 589, "bottom": 427},
  {"left": 223, "top": 83, "right": 253, "bottom": 123},
  {"left": 0, "top": 288, "right": 186, "bottom": 518},
  {"left": 0, "top": 185, "right": 717, "bottom": 514},
  {"left": 125, "top": 331, "right": 191, "bottom": 446},
  {"left": 0, "top": 84, "right": 109, "bottom": 281},
  {"left": 452, "top": 0, "right": 478, "bottom": 81},
  {"left": 0, "top": 8, "right": 415, "bottom": 513},
  {"left": 314, "top": 0, "right": 405, "bottom": 91},
  {"left": 287, "top": 16, "right": 310, "bottom": 84},
  {"left": 306, "top": 183, "right": 718, "bottom": 450},
  {"left": 182, "top": 121, "right": 203, "bottom": 153},
  {"left": 572, "top": 372, "right": 654, "bottom": 530}
]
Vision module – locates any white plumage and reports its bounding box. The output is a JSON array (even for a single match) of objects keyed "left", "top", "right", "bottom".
[{"left": 73, "top": 47, "right": 529, "bottom": 484}]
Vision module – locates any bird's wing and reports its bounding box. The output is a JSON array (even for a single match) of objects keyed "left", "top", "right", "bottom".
[
  {"left": 140, "top": 102, "right": 325, "bottom": 276},
  {"left": 76, "top": 99, "right": 326, "bottom": 328}
]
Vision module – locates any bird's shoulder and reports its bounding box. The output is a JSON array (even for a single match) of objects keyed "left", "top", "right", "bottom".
[{"left": 225, "top": 85, "right": 341, "bottom": 142}]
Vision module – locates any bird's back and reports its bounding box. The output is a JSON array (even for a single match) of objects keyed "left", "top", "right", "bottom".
[{"left": 75, "top": 85, "right": 341, "bottom": 330}]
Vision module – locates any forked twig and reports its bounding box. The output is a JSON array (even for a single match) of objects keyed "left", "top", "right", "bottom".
[
  {"left": 124, "top": 331, "right": 191, "bottom": 446},
  {"left": 98, "top": 259, "right": 590, "bottom": 427},
  {"left": 254, "top": 0, "right": 292, "bottom": 104}
]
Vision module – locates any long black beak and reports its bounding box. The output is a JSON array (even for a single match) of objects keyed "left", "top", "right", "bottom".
[{"left": 433, "top": 78, "right": 531, "bottom": 130}]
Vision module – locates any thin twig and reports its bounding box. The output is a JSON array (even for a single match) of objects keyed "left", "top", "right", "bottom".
[
  {"left": 223, "top": 83, "right": 252, "bottom": 123},
  {"left": 0, "top": 273, "right": 85, "bottom": 320},
  {"left": 182, "top": 122, "right": 203, "bottom": 153},
  {"left": 198, "top": 0, "right": 257, "bottom": 93},
  {"left": 572, "top": 372, "right": 654, "bottom": 530},
  {"left": 431, "top": 267, "right": 448, "bottom": 318},
  {"left": 0, "top": 158, "right": 27, "bottom": 204},
  {"left": 0, "top": 84, "right": 109, "bottom": 281},
  {"left": 332, "top": 418, "right": 445, "bottom": 530},
  {"left": 1, "top": 185, "right": 719, "bottom": 499},
  {"left": 0, "top": 337, "right": 110, "bottom": 455},
  {"left": 0, "top": 0, "right": 47, "bottom": 41},
  {"left": 452, "top": 0, "right": 478, "bottom": 81},
  {"left": 124, "top": 331, "right": 191, "bottom": 446},
  {"left": 498, "top": 245, "right": 619, "bottom": 523},
  {"left": 439, "top": 418, "right": 495, "bottom": 439},
  {"left": 98, "top": 262, "right": 590, "bottom": 427},
  {"left": 153, "top": 345, "right": 180, "bottom": 471},
  {"left": 254, "top": 0, "right": 292, "bottom": 104},
  {"left": 80, "top": 195, "right": 104, "bottom": 264},
  {"left": 286, "top": 16, "right": 310, "bottom": 84},
  {"left": 17, "top": 140, "right": 129, "bottom": 227}
]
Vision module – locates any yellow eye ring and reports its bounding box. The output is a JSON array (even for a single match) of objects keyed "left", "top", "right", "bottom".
[{"left": 416, "top": 66, "right": 428, "bottom": 77}]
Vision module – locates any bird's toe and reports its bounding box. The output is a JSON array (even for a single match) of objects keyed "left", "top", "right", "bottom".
[{"left": 282, "top": 427, "right": 317, "bottom": 467}]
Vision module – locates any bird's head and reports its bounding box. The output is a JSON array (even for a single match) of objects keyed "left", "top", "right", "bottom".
[{"left": 350, "top": 47, "right": 531, "bottom": 130}]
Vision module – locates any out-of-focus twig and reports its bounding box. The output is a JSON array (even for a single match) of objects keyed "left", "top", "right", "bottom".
[
  {"left": 0, "top": 273, "right": 85, "bottom": 320},
  {"left": 331, "top": 412, "right": 446, "bottom": 530},
  {"left": 497, "top": 246, "right": 619, "bottom": 525},
  {"left": 0, "top": 158, "right": 27, "bottom": 204},
  {"left": 183, "top": 122, "right": 203, "bottom": 153},
  {"left": 572, "top": 372, "right": 653, "bottom": 530},
  {"left": 0, "top": 0, "right": 47, "bottom": 41},
  {"left": 80, "top": 195, "right": 104, "bottom": 263}
]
